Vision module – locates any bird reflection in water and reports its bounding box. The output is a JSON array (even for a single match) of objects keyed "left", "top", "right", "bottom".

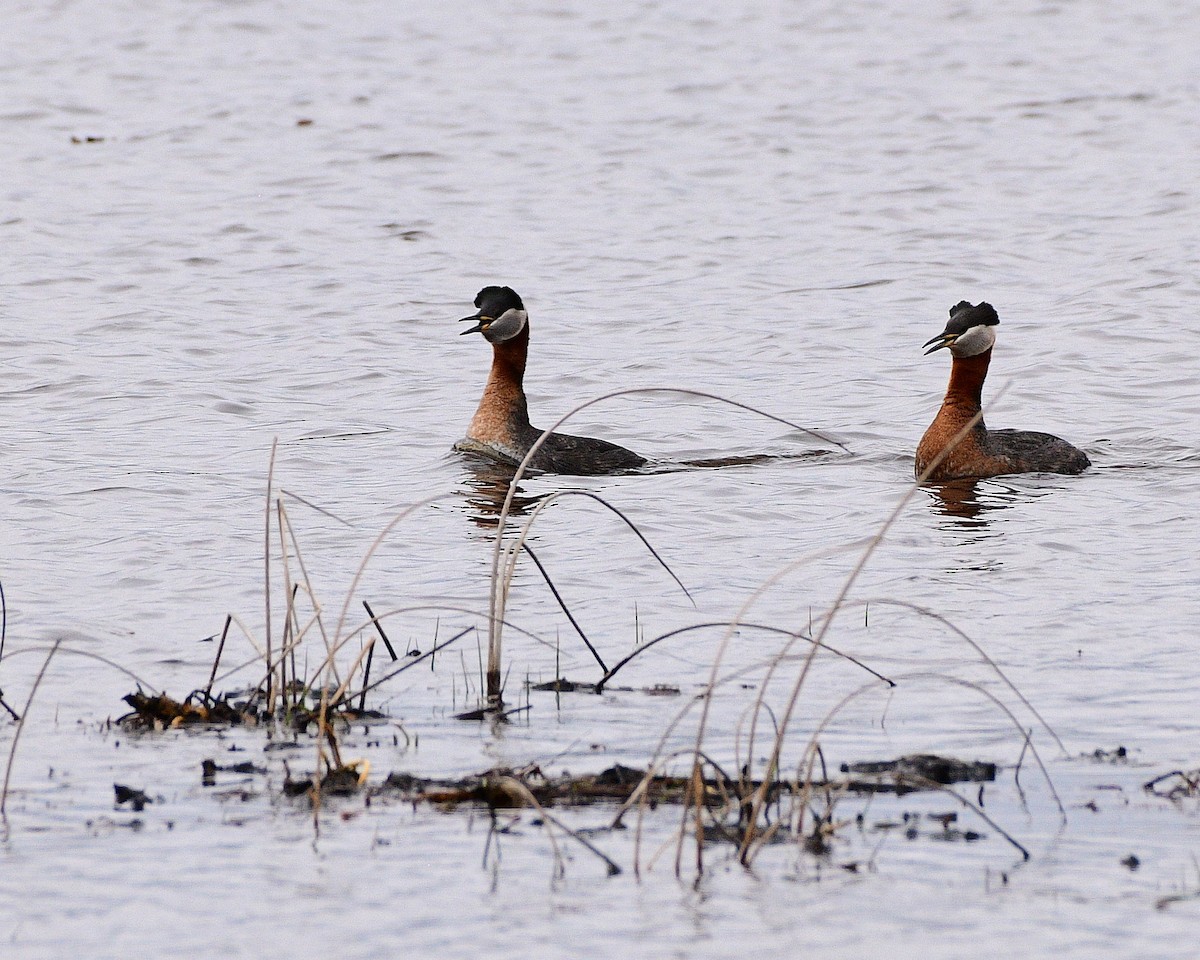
[
  {"left": 457, "top": 452, "right": 549, "bottom": 528},
  {"left": 923, "top": 478, "right": 1015, "bottom": 527}
]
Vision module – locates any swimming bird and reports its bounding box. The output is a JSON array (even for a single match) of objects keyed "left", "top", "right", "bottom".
[
  {"left": 915, "top": 301, "right": 1090, "bottom": 481},
  {"left": 455, "top": 286, "right": 646, "bottom": 476}
]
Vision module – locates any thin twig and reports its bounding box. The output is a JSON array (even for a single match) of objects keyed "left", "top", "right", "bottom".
[
  {"left": 264, "top": 438, "right": 278, "bottom": 709},
  {"left": 485, "top": 386, "right": 851, "bottom": 703},
  {"left": 0, "top": 645, "right": 158, "bottom": 695},
  {"left": 499, "top": 777, "right": 621, "bottom": 877},
  {"left": 362, "top": 601, "right": 399, "bottom": 660},
  {"left": 203, "top": 615, "right": 233, "bottom": 701},
  {"left": 0, "top": 577, "right": 7, "bottom": 666},
  {"left": 852, "top": 597, "right": 1065, "bottom": 754},
  {"left": 596, "top": 620, "right": 892, "bottom": 693},
  {"left": 280, "top": 488, "right": 355, "bottom": 528},
  {"left": 330, "top": 627, "right": 472, "bottom": 710},
  {"left": 359, "top": 643, "right": 375, "bottom": 713},
  {"left": 1, "top": 641, "right": 60, "bottom": 817},
  {"left": 737, "top": 391, "right": 1011, "bottom": 866},
  {"left": 523, "top": 544, "right": 606, "bottom": 673}
]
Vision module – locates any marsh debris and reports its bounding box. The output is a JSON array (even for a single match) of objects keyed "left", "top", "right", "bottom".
[
  {"left": 1144, "top": 768, "right": 1200, "bottom": 799},
  {"left": 382, "top": 765, "right": 694, "bottom": 808},
  {"left": 120, "top": 691, "right": 250, "bottom": 729},
  {"left": 454, "top": 704, "right": 530, "bottom": 722},
  {"left": 530, "top": 677, "right": 595, "bottom": 693},
  {"left": 285, "top": 705, "right": 388, "bottom": 731},
  {"left": 378, "top": 756, "right": 1002, "bottom": 811},
  {"left": 0, "top": 689, "right": 20, "bottom": 721},
  {"left": 113, "top": 784, "right": 152, "bottom": 811},
  {"left": 201, "top": 758, "right": 266, "bottom": 785},
  {"left": 283, "top": 761, "right": 370, "bottom": 801},
  {"left": 840, "top": 754, "right": 997, "bottom": 787},
  {"left": 1087, "top": 746, "right": 1130, "bottom": 764},
  {"left": 120, "top": 689, "right": 387, "bottom": 731}
]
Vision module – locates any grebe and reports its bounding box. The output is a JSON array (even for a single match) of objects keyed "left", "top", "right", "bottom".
[
  {"left": 455, "top": 286, "right": 646, "bottom": 476},
  {"left": 915, "top": 301, "right": 1090, "bottom": 481}
]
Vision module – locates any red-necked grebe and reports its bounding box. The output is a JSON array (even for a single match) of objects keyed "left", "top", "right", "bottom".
[
  {"left": 455, "top": 286, "right": 646, "bottom": 476},
  {"left": 915, "top": 301, "right": 1090, "bottom": 481}
]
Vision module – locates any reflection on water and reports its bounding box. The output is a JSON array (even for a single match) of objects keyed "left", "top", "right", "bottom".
[
  {"left": 923, "top": 474, "right": 1093, "bottom": 534},
  {"left": 456, "top": 452, "right": 548, "bottom": 527},
  {"left": 649, "top": 449, "right": 842, "bottom": 473},
  {"left": 924, "top": 479, "right": 997, "bottom": 526},
  {"left": 456, "top": 447, "right": 844, "bottom": 525}
]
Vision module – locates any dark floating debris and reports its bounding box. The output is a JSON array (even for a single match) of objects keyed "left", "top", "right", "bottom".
[
  {"left": 530, "top": 677, "right": 594, "bottom": 693},
  {"left": 839, "top": 754, "right": 998, "bottom": 787},
  {"left": 378, "top": 756, "right": 1002, "bottom": 811},
  {"left": 526, "top": 678, "right": 674, "bottom": 696},
  {"left": 120, "top": 691, "right": 249, "bottom": 728},
  {"left": 113, "top": 784, "right": 152, "bottom": 812},
  {"left": 861, "top": 810, "right": 986, "bottom": 845},
  {"left": 1087, "top": 746, "right": 1130, "bottom": 764},
  {"left": 119, "top": 689, "right": 387, "bottom": 731},
  {"left": 1144, "top": 768, "right": 1200, "bottom": 799},
  {"left": 283, "top": 762, "right": 369, "bottom": 801},
  {"left": 201, "top": 758, "right": 266, "bottom": 785},
  {"left": 454, "top": 704, "right": 531, "bottom": 722},
  {"left": 382, "top": 765, "right": 679, "bottom": 809}
]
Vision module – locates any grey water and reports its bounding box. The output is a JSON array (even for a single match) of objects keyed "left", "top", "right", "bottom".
[{"left": 2, "top": 0, "right": 1200, "bottom": 956}]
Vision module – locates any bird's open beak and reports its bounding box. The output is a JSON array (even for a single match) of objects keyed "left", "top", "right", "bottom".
[
  {"left": 459, "top": 313, "right": 489, "bottom": 335},
  {"left": 923, "top": 331, "right": 958, "bottom": 355}
]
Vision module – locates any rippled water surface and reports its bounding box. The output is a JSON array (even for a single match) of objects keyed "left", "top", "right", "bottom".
[{"left": 3, "top": 1, "right": 1200, "bottom": 956}]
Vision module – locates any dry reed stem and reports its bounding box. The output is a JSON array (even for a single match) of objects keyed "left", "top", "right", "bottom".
[
  {"left": 264, "top": 438, "right": 278, "bottom": 708},
  {"left": 361, "top": 602, "right": 399, "bottom": 660},
  {"left": 275, "top": 501, "right": 293, "bottom": 716},
  {"left": 521, "top": 544, "right": 605, "bottom": 671},
  {"left": 496, "top": 776, "right": 621, "bottom": 877},
  {"left": 200, "top": 602, "right": 536, "bottom": 712},
  {"left": 606, "top": 748, "right": 696, "bottom": 879},
  {"left": 240, "top": 493, "right": 455, "bottom": 717},
  {"left": 494, "top": 488, "right": 692, "bottom": 678},
  {"left": 732, "top": 393, "right": 1010, "bottom": 867},
  {"left": 850, "top": 672, "right": 1064, "bottom": 815},
  {"left": 848, "top": 597, "right": 1066, "bottom": 754},
  {"left": 596, "top": 620, "right": 892, "bottom": 693},
  {"left": 278, "top": 503, "right": 333, "bottom": 660},
  {"left": 0, "top": 578, "right": 7, "bottom": 667},
  {"left": 1, "top": 641, "right": 60, "bottom": 817},
  {"left": 202, "top": 614, "right": 233, "bottom": 702},
  {"left": 648, "top": 538, "right": 872, "bottom": 873},
  {"left": 275, "top": 498, "right": 341, "bottom": 696},
  {"left": 279, "top": 487, "right": 355, "bottom": 528},
  {"left": 623, "top": 648, "right": 885, "bottom": 875},
  {"left": 772, "top": 675, "right": 1029, "bottom": 864},
  {"left": 734, "top": 591, "right": 1059, "bottom": 808},
  {"left": 331, "top": 626, "right": 472, "bottom": 710},
  {"left": 0, "top": 646, "right": 159, "bottom": 697},
  {"left": 325, "top": 636, "right": 377, "bottom": 710},
  {"left": 485, "top": 387, "right": 851, "bottom": 703},
  {"left": 639, "top": 389, "right": 1008, "bottom": 873},
  {"left": 915, "top": 778, "right": 1031, "bottom": 860},
  {"left": 327, "top": 493, "right": 458, "bottom": 660}
]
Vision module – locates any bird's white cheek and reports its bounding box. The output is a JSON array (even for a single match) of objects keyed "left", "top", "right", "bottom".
[{"left": 951, "top": 325, "right": 996, "bottom": 357}]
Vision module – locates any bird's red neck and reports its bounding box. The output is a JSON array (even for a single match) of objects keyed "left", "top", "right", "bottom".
[
  {"left": 468, "top": 325, "right": 531, "bottom": 438},
  {"left": 943, "top": 347, "right": 992, "bottom": 411}
]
